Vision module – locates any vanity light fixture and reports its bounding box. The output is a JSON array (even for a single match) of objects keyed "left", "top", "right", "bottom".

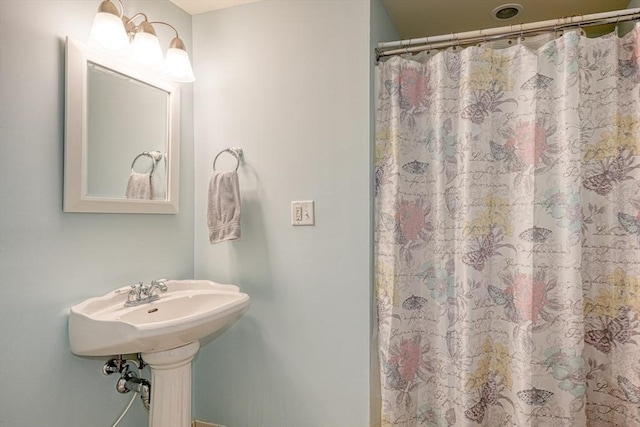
[
  {"left": 163, "top": 37, "right": 196, "bottom": 82},
  {"left": 89, "top": 0, "right": 129, "bottom": 51},
  {"left": 130, "top": 18, "right": 165, "bottom": 67},
  {"left": 89, "top": 0, "right": 195, "bottom": 82}
]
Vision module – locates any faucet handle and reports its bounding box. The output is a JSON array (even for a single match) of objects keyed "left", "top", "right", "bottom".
[{"left": 126, "top": 282, "right": 143, "bottom": 304}]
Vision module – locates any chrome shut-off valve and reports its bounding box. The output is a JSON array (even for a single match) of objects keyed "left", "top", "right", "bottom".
[{"left": 102, "top": 354, "right": 151, "bottom": 410}]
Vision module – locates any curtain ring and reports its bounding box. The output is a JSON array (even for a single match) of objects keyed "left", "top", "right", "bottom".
[
  {"left": 452, "top": 33, "right": 460, "bottom": 50},
  {"left": 577, "top": 15, "right": 584, "bottom": 36},
  {"left": 400, "top": 39, "right": 409, "bottom": 55}
]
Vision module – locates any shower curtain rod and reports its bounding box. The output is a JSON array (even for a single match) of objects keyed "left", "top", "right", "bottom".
[{"left": 376, "top": 7, "right": 640, "bottom": 59}]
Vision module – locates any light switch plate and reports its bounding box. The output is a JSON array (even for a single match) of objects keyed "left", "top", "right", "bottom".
[{"left": 291, "top": 200, "right": 314, "bottom": 226}]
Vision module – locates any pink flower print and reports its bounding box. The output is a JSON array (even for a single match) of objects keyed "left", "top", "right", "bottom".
[
  {"left": 396, "top": 199, "right": 430, "bottom": 242},
  {"left": 389, "top": 336, "right": 424, "bottom": 383},
  {"left": 397, "top": 68, "right": 429, "bottom": 109},
  {"left": 505, "top": 121, "right": 548, "bottom": 166},
  {"left": 505, "top": 273, "right": 548, "bottom": 322}
]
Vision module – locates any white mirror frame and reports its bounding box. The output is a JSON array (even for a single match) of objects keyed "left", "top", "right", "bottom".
[{"left": 64, "top": 37, "right": 180, "bottom": 214}]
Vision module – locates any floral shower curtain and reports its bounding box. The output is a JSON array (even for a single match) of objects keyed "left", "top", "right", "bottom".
[{"left": 375, "top": 24, "right": 640, "bottom": 426}]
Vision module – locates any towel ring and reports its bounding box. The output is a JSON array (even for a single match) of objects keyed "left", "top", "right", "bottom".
[
  {"left": 131, "top": 152, "right": 156, "bottom": 176},
  {"left": 213, "top": 147, "right": 243, "bottom": 172}
]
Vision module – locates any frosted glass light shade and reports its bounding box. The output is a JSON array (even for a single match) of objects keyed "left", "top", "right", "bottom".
[
  {"left": 132, "top": 32, "right": 164, "bottom": 67},
  {"left": 164, "top": 48, "right": 195, "bottom": 83},
  {"left": 89, "top": 12, "right": 129, "bottom": 51}
]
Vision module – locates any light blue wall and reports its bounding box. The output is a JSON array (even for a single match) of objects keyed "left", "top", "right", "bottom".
[
  {"left": 1, "top": 0, "right": 400, "bottom": 425},
  {"left": 0, "top": 1, "right": 194, "bottom": 426},
  {"left": 191, "top": 1, "right": 372, "bottom": 426}
]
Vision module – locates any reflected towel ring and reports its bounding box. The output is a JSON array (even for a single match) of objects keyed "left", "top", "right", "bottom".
[
  {"left": 213, "top": 147, "right": 243, "bottom": 172},
  {"left": 131, "top": 152, "right": 156, "bottom": 175}
]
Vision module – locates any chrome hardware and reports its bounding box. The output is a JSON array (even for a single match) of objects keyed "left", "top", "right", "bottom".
[
  {"left": 102, "top": 355, "right": 126, "bottom": 375},
  {"left": 124, "top": 280, "right": 169, "bottom": 307},
  {"left": 103, "top": 354, "right": 145, "bottom": 376},
  {"left": 102, "top": 355, "right": 151, "bottom": 411},
  {"left": 147, "top": 279, "right": 168, "bottom": 295},
  {"left": 116, "top": 365, "right": 151, "bottom": 410},
  {"left": 125, "top": 282, "right": 145, "bottom": 306},
  {"left": 213, "top": 147, "right": 243, "bottom": 172}
]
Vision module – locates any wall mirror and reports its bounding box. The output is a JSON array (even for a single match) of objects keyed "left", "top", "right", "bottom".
[{"left": 64, "top": 37, "right": 180, "bottom": 214}]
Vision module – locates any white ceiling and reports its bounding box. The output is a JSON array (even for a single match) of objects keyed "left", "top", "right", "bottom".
[
  {"left": 382, "top": 0, "right": 631, "bottom": 39},
  {"left": 169, "top": 0, "right": 632, "bottom": 38},
  {"left": 169, "top": 0, "right": 260, "bottom": 15}
]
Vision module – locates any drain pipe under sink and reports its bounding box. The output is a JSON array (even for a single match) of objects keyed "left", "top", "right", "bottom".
[
  {"left": 117, "top": 369, "right": 151, "bottom": 410},
  {"left": 103, "top": 355, "right": 152, "bottom": 426}
]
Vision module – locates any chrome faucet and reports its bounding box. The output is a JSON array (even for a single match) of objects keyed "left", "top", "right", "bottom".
[
  {"left": 146, "top": 279, "right": 168, "bottom": 295},
  {"left": 124, "top": 280, "right": 168, "bottom": 307}
]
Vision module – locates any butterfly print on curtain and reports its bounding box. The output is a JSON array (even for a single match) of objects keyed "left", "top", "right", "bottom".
[
  {"left": 584, "top": 307, "right": 637, "bottom": 354},
  {"left": 375, "top": 25, "right": 640, "bottom": 427},
  {"left": 618, "top": 212, "right": 640, "bottom": 243},
  {"left": 519, "top": 226, "right": 552, "bottom": 243},
  {"left": 462, "top": 228, "right": 515, "bottom": 271},
  {"left": 461, "top": 83, "right": 517, "bottom": 125},
  {"left": 465, "top": 373, "right": 500, "bottom": 423},
  {"left": 617, "top": 375, "right": 640, "bottom": 407},
  {"left": 583, "top": 147, "right": 640, "bottom": 196},
  {"left": 517, "top": 387, "right": 554, "bottom": 406}
]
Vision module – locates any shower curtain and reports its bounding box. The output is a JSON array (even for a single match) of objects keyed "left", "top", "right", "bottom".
[{"left": 375, "top": 24, "right": 640, "bottom": 426}]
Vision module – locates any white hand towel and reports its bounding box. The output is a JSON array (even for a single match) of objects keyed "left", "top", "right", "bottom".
[
  {"left": 207, "top": 171, "right": 241, "bottom": 244},
  {"left": 126, "top": 172, "right": 153, "bottom": 200}
]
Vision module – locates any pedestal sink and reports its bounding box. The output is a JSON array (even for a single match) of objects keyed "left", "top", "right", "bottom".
[{"left": 68, "top": 279, "right": 250, "bottom": 427}]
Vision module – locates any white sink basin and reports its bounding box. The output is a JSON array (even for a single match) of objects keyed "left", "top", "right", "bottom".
[{"left": 68, "top": 279, "right": 250, "bottom": 356}]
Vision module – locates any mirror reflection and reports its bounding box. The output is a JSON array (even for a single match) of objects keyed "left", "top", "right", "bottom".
[
  {"left": 87, "top": 63, "right": 168, "bottom": 200},
  {"left": 64, "top": 37, "right": 180, "bottom": 214}
]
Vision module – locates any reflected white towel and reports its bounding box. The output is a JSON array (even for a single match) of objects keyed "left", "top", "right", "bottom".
[
  {"left": 126, "top": 172, "right": 153, "bottom": 200},
  {"left": 207, "top": 171, "right": 241, "bottom": 244}
]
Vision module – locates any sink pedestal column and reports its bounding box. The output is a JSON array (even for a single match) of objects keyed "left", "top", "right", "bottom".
[{"left": 142, "top": 341, "right": 200, "bottom": 427}]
